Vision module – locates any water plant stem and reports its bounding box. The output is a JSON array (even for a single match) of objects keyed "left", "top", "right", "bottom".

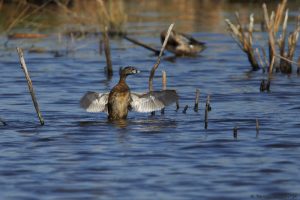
[
  {"left": 17, "top": 47, "right": 44, "bottom": 126},
  {"left": 204, "top": 95, "right": 210, "bottom": 129},
  {"left": 233, "top": 126, "right": 238, "bottom": 139},
  {"left": 149, "top": 23, "right": 174, "bottom": 92},
  {"left": 103, "top": 26, "right": 113, "bottom": 77},
  {"left": 183, "top": 105, "right": 188, "bottom": 114},
  {"left": 161, "top": 70, "right": 167, "bottom": 114},
  {"left": 194, "top": 88, "right": 200, "bottom": 112},
  {"left": 124, "top": 35, "right": 160, "bottom": 55}
]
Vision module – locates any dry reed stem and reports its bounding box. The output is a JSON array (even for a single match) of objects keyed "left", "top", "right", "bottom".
[
  {"left": 275, "top": 54, "right": 300, "bottom": 66},
  {"left": 149, "top": 23, "right": 174, "bottom": 91},
  {"left": 161, "top": 70, "right": 167, "bottom": 114},
  {"left": 225, "top": 14, "right": 259, "bottom": 70},
  {"left": 204, "top": 95, "right": 210, "bottom": 129},
  {"left": 182, "top": 105, "right": 188, "bottom": 114},
  {"left": 17, "top": 47, "right": 44, "bottom": 125},
  {"left": 233, "top": 126, "right": 238, "bottom": 139},
  {"left": 162, "top": 70, "right": 167, "bottom": 90},
  {"left": 176, "top": 100, "right": 180, "bottom": 112},
  {"left": 194, "top": 88, "right": 200, "bottom": 112},
  {"left": 103, "top": 26, "right": 113, "bottom": 77},
  {"left": 274, "top": 0, "right": 287, "bottom": 33},
  {"left": 256, "top": 118, "right": 260, "bottom": 138},
  {"left": 124, "top": 36, "right": 160, "bottom": 55},
  {"left": 255, "top": 48, "right": 266, "bottom": 72},
  {"left": 278, "top": 10, "right": 289, "bottom": 57},
  {"left": 5, "top": 1, "right": 51, "bottom": 33},
  {"left": 269, "top": 56, "right": 276, "bottom": 75},
  {"left": 263, "top": 3, "right": 277, "bottom": 65}
]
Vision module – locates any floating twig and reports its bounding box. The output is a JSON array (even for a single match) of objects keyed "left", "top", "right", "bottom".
[
  {"left": 17, "top": 47, "right": 44, "bottom": 125},
  {"left": 256, "top": 118, "right": 260, "bottom": 138},
  {"left": 182, "top": 105, "right": 188, "bottom": 114},
  {"left": 149, "top": 23, "right": 174, "bottom": 92},
  {"left": 124, "top": 35, "right": 160, "bottom": 55},
  {"left": 103, "top": 26, "right": 113, "bottom": 77},
  {"left": 194, "top": 88, "right": 200, "bottom": 112}
]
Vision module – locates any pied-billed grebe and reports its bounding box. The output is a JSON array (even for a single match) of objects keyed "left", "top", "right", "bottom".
[
  {"left": 161, "top": 29, "right": 206, "bottom": 56},
  {"left": 80, "top": 66, "right": 178, "bottom": 120}
]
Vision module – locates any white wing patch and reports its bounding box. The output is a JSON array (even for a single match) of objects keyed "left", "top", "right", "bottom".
[
  {"left": 80, "top": 91, "right": 109, "bottom": 113},
  {"left": 130, "top": 90, "right": 178, "bottom": 113}
]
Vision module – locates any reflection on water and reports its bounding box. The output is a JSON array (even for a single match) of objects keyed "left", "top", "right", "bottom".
[{"left": 79, "top": 116, "right": 177, "bottom": 131}]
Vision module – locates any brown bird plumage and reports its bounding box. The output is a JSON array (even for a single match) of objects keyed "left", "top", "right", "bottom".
[
  {"left": 80, "top": 66, "right": 178, "bottom": 120},
  {"left": 161, "top": 29, "right": 206, "bottom": 56}
]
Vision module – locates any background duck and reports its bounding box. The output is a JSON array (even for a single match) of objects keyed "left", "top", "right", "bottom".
[
  {"left": 161, "top": 29, "right": 206, "bottom": 56},
  {"left": 80, "top": 66, "right": 178, "bottom": 120}
]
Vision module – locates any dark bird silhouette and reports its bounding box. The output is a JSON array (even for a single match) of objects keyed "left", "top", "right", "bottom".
[
  {"left": 80, "top": 66, "right": 178, "bottom": 120},
  {"left": 161, "top": 29, "right": 206, "bottom": 56}
]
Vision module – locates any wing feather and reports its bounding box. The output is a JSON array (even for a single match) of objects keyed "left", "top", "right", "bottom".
[
  {"left": 130, "top": 90, "right": 178, "bottom": 113},
  {"left": 80, "top": 91, "right": 109, "bottom": 113}
]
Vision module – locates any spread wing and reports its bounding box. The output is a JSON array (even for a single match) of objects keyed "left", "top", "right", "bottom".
[
  {"left": 80, "top": 91, "right": 109, "bottom": 113},
  {"left": 130, "top": 90, "right": 178, "bottom": 113}
]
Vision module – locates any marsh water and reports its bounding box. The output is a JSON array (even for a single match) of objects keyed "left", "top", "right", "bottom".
[{"left": 1, "top": 1, "right": 300, "bottom": 199}]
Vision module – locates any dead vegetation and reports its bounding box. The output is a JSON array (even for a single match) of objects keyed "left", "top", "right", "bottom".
[
  {"left": 0, "top": 0, "right": 127, "bottom": 36},
  {"left": 226, "top": 0, "right": 300, "bottom": 74}
]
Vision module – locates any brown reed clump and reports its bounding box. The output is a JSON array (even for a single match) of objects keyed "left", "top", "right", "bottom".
[
  {"left": 54, "top": 0, "right": 127, "bottom": 36},
  {"left": 225, "top": 13, "right": 259, "bottom": 71},
  {"left": 0, "top": 0, "right": 127, "bottom": 36},
  {"left": 226, "top": 0, "right": 300, "bottom": 74}
]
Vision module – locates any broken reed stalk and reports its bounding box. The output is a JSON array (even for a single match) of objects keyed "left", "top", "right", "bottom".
[
  {"left": 204, "top": 95, "right": 210, "bottom": 129},
  {"left": 274, "top": 0, "right": 287, "bottom": 33},
  {"left": 149, "top": 23, "right": 174, "bottom": 92},
  {"left": 263, "top": 3, "right": 277, "bottom": 66},
  {"left": 176, "top": 100, "right": 180, "bottom": 112},
  {"left": 103, "top": 26, "right": 113, "bottom": 77},
  {"left": 233, "top": 126, "right": 238, "bottom": 139},
  {"left": 225, "top": 13, "right": 259, "bottom": 71},
  {"left": 194, "top": 88, "right": 200, "bottom": 112},
  {"left": 256, "top": 118, "right": 260, "bottom": 138},
  {"left": 255, "top": 48, "right": 266, "bottom": 73},
  {"left": 182, "top": 105, "right": 188, "bottom": 114},
  {"left": 269, "top": 56, "right": 276, "bottom": 75},
  {"left": 161, "top": 70, "right": 167, "bottom": 114},
  {"left": 124, "top": 35, "right": 160, "bottom": 55},
  {"left": 17, "top": 47, "right": 44, "bottom": 126},
  {"left": 99, "top": 39, "right": 103, "bottom": 55}
]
